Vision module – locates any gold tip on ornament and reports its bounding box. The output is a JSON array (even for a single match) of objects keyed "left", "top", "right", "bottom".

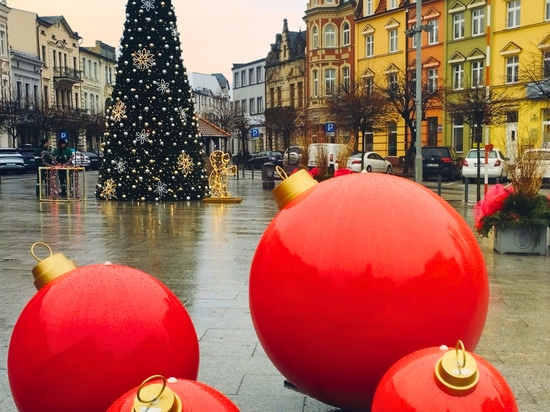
[
  {"left": 434, "top": 340, "right": 479, "bottom": 396},
  {"left": 272, "top": 166, "right": 318, "bottom": 210},
  {"left": 31, "top": 242, "right": 77, "bottom": 290},
  {"left": 134, "top": 375, "right": 182, "bottom": 412}
]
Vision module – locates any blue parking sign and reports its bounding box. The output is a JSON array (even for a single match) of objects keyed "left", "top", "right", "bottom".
[
  {"left": 251, "top": 128, "right": 260, "bottom": 138},
  {"left": 325, "top": 123, "right": 336, "bottom": 133}
]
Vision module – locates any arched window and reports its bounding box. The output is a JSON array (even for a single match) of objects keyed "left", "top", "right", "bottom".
[
  {"left": 342, "top": 22, "right": 350, "bottom": 46},
  {"left": 312, "top": 26, "right": 319, "bottom": 49},
  {"left": 324, "top": 24, "right": 336, "bottom": 48}
]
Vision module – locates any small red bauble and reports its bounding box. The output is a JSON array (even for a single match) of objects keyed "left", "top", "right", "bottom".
[
  {"left": 8, "top": 259, "right": 199, "bottom": 412},
  {"left": 107, "top": 375, "right": 240, "bottom": 411},
  {"left": 372, "top": 343, "right": 518, "bottom": 411},
  {"left": 249, "top": 172, "right": 489, "bottom": 411}
]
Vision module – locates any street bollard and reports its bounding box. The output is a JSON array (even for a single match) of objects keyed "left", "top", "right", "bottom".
[
  {"left": 464, "top": 178, "right": 469, "bottom": 203},
  {"left": 437, "top": 175, "right": 442, "bottom": 196}
]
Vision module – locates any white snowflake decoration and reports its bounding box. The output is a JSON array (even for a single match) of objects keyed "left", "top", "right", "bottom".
[
  {"left": 110, "top": 101, "right": 126, "bottom": 121},
  {"left": 171, "top": 26, "right": 178, "bottom": 38},
  {"left": 141, "top": 0, "right": 155, "bottom": 12},
  {"left": 177, "top": 152, "right": 194, "bottom": 176},
  {"left": 153, "top": 181, "right": 168, "bottom": 196},
  {"left": 157, "top": 79, "right": 169, "bottom": 93},
  {"left": 114, "top": 159, "right": 126, "bottom": 173},
  {"left": 177, "top": 107, "right": 189, "bottom": 122},
  {"left": 133, "top": 48, "right": 155, "bottom": 70},
  {"left": 135, "top": 130, "right": 151, "bottom": 145}
]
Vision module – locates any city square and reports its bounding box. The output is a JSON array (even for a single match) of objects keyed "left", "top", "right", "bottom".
[{"left": 0, "top": 171, "right": 549, "bottom": 411}]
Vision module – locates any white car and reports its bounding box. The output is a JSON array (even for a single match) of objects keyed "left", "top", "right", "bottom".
[
  {"left": 346, "top": 152, "right": 393, "bottom": 174},
  {"left": 523, "top": 148, "right": 550, "bottom": 181},
  {"left": 70, "top": 151, "right": 91, "bottom": 170},
  {"left": 462, "top": 148, "right": 508, "bottom": 183}
]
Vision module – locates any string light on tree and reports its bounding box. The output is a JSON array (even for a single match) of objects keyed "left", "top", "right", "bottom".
[{"left": 96, "top": 0, "right": 208, "bottom": 201}]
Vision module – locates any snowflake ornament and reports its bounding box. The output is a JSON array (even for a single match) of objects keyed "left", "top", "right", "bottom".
[
  {"left": 177, "top": 152, "right": 194, "bottom": 176},
  {"left": 177, "top": 107, "right": 190, "bottom": 122},
  {"left": 171, "top": 26, "right": 178, "bottom": 38},
  {"left": 141, "top": 0, "right": 155, "bottom": 12},
  {"left": 133, "top": 48, "right": 155, "bottom": 70},
  {"left": 157, "top": 79, "right": 169, "bottom": 93},
  {"left": 110, "top": 101, "right": 127, "bottom": 121},
  {"left": 153, "top": 180, "right": 168, "bottom": 197},
  {"left": 114, "top": 159, "right": 126, "bottom": 173},
  {"left": 135, "top": 130, "right": 151, "bottom": 145},
  {"left": 101, "top": 179, "right": 118, "bottom": 200}
]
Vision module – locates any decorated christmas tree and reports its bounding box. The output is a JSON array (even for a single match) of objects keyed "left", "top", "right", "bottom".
[{"left": 96, "top": 0, "right": 209, "bottom": 201}]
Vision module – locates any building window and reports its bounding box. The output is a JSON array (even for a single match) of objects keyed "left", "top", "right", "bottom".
[
  {"left": 506, "top": 56, "right": 519, "bottom": 84},
  {"left": 241, "top": 71, "right": 246, "bottom": 87},
  {"left": 507, "top": 1, "right": 521, "bottom": 28},
  {"left": 324, "top": 24, "right": 336, "bottom": 48},
  {"left": 452, "top": 64, "right": 464, "bottom": 90},
  {"left": 453, "top": 13, "right": 465, "bottom": 40},
  {"left": 427, "top": 20, "right": 438, "bottom": 45},
  {"left": 546, "top": 0, "right": 550, "bottom": 21},
  {"left": 387, "top": 73, "right": 398, "bottom": 95},
  {"left": 241, "top": 99, "right": 247, "bottom": 113},
  {"left": 290, "top": 83, "right": 295, "bottom": 107},
  {"left": 365, "top": 77, "right": 374, "bottom": 97},
  {"left": 0, "top": 27, "right": 6, "bottom": 57},
  {"left": 249, "top": 68, "right": 255, "bottom": 84},
  {"left": 365, "top": 35, "right": 374, "bottom": 57},
  {"left": 325, "top": 68, "right": 336, "bottom": 95},
  {"left": 365, "top": 0, "right": 373, "bottom": 16},
  {"left": 234, "top": 72, "right": 240, "bottom": 88},
  {"left": 472, "top": 8, "right": 485, "bottom": 36},
  {"left": 389, "top": 29, "right": 398, "bottom": 53},
  {"left": 343, "top": 67, "right": 350, "bottom": 91},
  {"left": 249, "top": 98, "right": 255, "bottom": 114},
  {"left": 312, "top": 26, "right": 318, "bottom": 49},
  {"left": 452, "top": 115, "right": 464, "bottom": 152},
  {"left": 471, "top": 61, "right": 484, "bottom": 87},
  {"left": 428, "top": 69, "right": 438, "bottom": 92},
  {"left": 342, "top": 22, "right": 350, "bottom": 46},
  {"left": 297, "top": 82, "right": 303, "bottom": 107},
  {"left": 257, "top": 97, "right": 264, "bottom": 113},
  {"left": 387, "top": 121, "right": 397, "bottom": 156},
  {"left": 313, "top": 69, "right": 319, "bottom": 97},
  {"left": 544, "top": 51, "right": 550, "bottom": 79},
  {"left": 388, "top": 0, "right": 398, "bottom": 10}
]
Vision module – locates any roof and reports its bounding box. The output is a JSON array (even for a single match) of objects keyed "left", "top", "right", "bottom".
[{"left": 198, "top": 117, "right": 230, "bottom": 138}]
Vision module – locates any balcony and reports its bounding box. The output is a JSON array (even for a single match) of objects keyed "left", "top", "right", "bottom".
[{"left": 53, "top": 66, "right": 82, "bottom": 86}]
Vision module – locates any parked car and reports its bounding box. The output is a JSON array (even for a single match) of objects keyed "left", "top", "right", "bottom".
[
  {"left": 83, "top": 151, "right": 101, "bottom": 170},
  {"left": 0, "top": 148, "right": 26, "bottom": 174},
  {"left": 247, "top": 151, "right": 283, "bottom": 169},
  {"left": 18, "top": 146, "right": 38, "bottom": 172},
  {"left": 422, "top": 146, "right": 463, "bottom": 181},
  {"left": 462, "top": 148, "right": 508, "bottom": 183},
  {"left": 523, "top": 148, "right": 550, "bottom": 181},
  {"left": 346, "top": 152, "right": 393, "bottom": 174},
  {"left": 70, "top": 150, "right": 91, "bottom": 169},
  {"left": 282, "top": 146, "right": 304, "bottom": 172},
  {"left": 307, "top": 143, "right": 349, "bottom": 170}
]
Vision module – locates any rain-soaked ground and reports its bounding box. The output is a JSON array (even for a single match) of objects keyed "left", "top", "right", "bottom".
[{"left": 0, "top": 170, "right": 549, "bottom": 411}]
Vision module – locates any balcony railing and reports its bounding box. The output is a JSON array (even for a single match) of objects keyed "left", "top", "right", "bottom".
[{"left": 53, "top": 66, "right": 82, "bottom": 83}]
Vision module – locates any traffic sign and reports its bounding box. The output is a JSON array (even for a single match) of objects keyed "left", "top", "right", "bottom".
[
  {"left": 325, "top": 123, "right": 336, "bottom": 133},
  {"left": 251, "top": 128, "right": 260, "bottom": 138}
]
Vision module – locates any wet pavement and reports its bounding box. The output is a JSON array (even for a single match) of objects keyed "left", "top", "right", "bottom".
[{"left": 0, "top": 171, "right": 549, "bottom": 411}]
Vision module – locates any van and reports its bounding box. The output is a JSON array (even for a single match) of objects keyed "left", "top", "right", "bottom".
[{"left": 307, "top": 143, "right": 349, "bottom": 170}]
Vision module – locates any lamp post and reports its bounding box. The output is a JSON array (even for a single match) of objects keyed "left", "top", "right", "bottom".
[{"left": 405, "top": 0, "right": 430, "bottom": 183}]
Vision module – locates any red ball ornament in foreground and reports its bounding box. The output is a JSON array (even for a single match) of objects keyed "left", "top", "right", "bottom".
[
  {"left": 8, "top": 244, "right": 199, "bottom": 412},
  {"left": 372, "top": 342, "right": 518, "bottom": 411},
  {"left": 249, "top": 171, "right": 489, "bottom": 411},
  {"left": 107, "top": 375, "right": 240, "bottom": 412}
]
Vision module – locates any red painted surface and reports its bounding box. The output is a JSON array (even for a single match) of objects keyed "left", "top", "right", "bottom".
[
  {"left": 249, "top": 173, "right": 489, "bottom": 411},
  {"left": 8, "top": 264, "right": 199, "bottom": 412},
  {"left": 372, "top": 346, "right": 518, "bottom": 411}
]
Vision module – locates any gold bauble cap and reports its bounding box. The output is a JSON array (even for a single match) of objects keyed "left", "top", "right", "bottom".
[
  {"left": 133, "top": 375, "right": 182, "bottom": 412},
  {"left": 31, "top": 242, "right": 77, "bottom": 290},
  {"left": 434, "top": 340, "right": 479, "bottom": 396},
  {"left": 272, "top": 167, "right": 318, "bottom": 209}
]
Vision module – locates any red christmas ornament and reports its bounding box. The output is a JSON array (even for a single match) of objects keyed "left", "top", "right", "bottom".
[
  {"left": 8, "top": 244, "right": 199, "bottom": 412},
  {"left": 249, "top": 171, "right": 489, "bottom": 411},
  {"left": 107, "top": 375, "right": 240, "bottom": 412},
  {"left": 372, "top": 342, "right": 518, "bottom": 411}
]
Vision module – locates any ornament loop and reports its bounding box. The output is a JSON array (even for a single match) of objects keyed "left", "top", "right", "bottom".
[
  {"left": 137, "top": 375, "right": 167, "bottom": 404},
  {"left": 455, "top": 340, "right": 467, "bottom": 369},
  {"left": 276, "top": 165, "right": 288, "bottom": 180},
  {"left": 31, "top": 242, "right": 53, "bottom": 262}
]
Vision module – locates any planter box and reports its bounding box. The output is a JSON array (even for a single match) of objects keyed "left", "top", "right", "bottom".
[{"left": 494, "top": 226, "right": 548, "bottom": 255}]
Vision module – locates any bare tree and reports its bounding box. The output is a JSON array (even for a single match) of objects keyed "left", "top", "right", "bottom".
[
  {"left": 0, "top": 94, "right": 29, "bottom": 147},
  {"left": 264, "top": 106, "right": 297, "bottom": 151},
  {"left": 377, "top": 67, "right": 442, "bottom": 173},
  {"left": 231, "top": 109, "right": 250, "bottom": 166},
  {"left": 445, "top": 81, "right": 513, "bottom": 200}
]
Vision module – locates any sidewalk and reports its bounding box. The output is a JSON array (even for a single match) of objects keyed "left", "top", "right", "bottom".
[{"left": 0, "top": 171, "right": 549, "bottom": 411}]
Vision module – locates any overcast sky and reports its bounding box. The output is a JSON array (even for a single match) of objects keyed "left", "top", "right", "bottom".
[{"left": 12, "top": 0, "right": 307, "bottom": 82}]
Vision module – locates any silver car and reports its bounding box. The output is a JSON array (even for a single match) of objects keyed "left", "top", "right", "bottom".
[
  {"left": 0, "top": 148, "right": 26, "bottom": 174},
  {"left": 346, "top": 152, "right": 393, "bottom": 174},
  {"left": 462, "top": 148, "right": 508, "bottom": 183}
]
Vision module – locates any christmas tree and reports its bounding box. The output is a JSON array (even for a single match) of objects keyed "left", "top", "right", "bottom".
[{"left": 96, "top": 0, "right": 209, "bottom": 201}]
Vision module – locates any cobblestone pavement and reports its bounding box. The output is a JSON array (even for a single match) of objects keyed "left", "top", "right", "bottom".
[{"left": 0, "top": 171, "right": 549, "bottom": 411}]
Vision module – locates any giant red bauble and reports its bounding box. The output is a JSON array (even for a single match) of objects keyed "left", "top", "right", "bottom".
[
  {"left": 249, "top": 173, "right": 489, "bottom": 411},
  {"left": 8, "top": 264, "right": 199, "bottom": 412},
  {"left": 372, "top": 345, "right": 518, "bottom": 411}
]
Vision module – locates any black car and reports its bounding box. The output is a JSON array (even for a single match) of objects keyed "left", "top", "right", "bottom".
[
  {"left": 83, "top": 151, "right": 102, "bottom": 170},
  {"left": 246, "top": 151, "right": 283, "bottom": 170},
  {"left": 422, "top": 146, "right": 463, "bottom": 181},
  {"left": 18, "top": 147, "right": 38, "bottom": 172}
]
